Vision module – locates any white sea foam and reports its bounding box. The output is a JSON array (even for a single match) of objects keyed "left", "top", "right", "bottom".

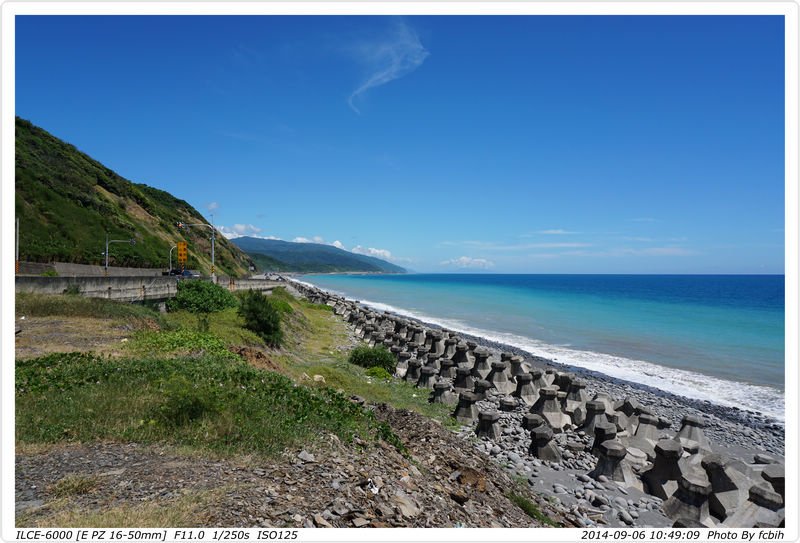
[{"left": 317, "top": 290, "right": 785, "bottom": 422}]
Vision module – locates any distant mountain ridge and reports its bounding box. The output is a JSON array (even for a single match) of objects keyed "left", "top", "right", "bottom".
[{"left": 232, "top": 237, "right": 406, "bottom": 274}]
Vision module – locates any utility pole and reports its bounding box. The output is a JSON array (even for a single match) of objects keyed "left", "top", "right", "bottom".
[
  {"left": 177, "top": 219, "right": 217, "bottom": 282},
  {"left": 210, "top": 213, "right": 216, "bottom": 281},
  {"left": 105, "top": 233, "right": 137, "bottom": 276},
  {"left": 169, "top": 245, "right": 177, "bottom": 272},
  {"left": 15, "top": 218, "right": 20, "bottom": 275}
]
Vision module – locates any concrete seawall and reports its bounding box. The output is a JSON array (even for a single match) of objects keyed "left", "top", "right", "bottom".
[{"left": 15, "top": 276, "right": 281, "bottom": 302}]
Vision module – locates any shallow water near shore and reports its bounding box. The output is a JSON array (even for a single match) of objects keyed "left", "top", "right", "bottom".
[{"left": 299, "top": 273, "right": 785, "bottom": 421}]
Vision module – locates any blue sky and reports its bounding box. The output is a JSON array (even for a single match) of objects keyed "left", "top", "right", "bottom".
[{"left": 15, "top": 15, "right": 785, "bottom": 273}]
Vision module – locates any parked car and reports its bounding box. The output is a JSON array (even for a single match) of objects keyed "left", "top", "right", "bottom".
[{"left": 180, "top": 269, "right": 201, "bottom": 279}]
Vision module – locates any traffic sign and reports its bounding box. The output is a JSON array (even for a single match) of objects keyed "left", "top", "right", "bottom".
[{"left": 177, "top": 241, "right": 188, "bottom": 264}]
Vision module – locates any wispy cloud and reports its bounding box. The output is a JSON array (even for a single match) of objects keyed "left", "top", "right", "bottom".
[
  {"left": 207, "top": 202, "right": 219, "bottom": 212},
  {"left": 562, "top": 246, "right": 697, "bottom": 258},
  {"left": 347, "top": 19, "right": 429, "bottom": 114},
  {"left": 441, "top": 240, "right": 592, "bottom": 251},
  {"left": 331, "top": 240, "right": 345, "bottom": 249},
  {"left": 440, "top": 256, "right": 495, "bottom": 269},
  {"left": 536, "top": 229, "right": 579, "bottom": 235}
]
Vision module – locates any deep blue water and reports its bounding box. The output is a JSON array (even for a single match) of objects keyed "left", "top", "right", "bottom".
[{"left": 299, "top": 274, "right": 785, "bottom": 420}]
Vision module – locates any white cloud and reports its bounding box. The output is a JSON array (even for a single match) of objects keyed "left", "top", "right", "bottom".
[
  {"left": 352, "top": 245, "right": 394, "bottom": 261},
  {"left": 218, "top": 224, "right": 280, "bottom": 240},
  {"left": 348, "top": 19, "right": 429, "bottom": 114},
  {"left": 440, "top": 256, "right": 495, "bottom": 269},
  {"left": 207, "top": 202, "right": 219, "bottom": 212},
  {"left": 293, "top": 237, "right": 313, "bottom": 243},
  {"left": 332, "top": 240, "right": 345, "bottom": 249}
]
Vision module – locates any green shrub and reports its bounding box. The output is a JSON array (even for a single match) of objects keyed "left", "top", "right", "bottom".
[
  {"left": 155, "top": 375, "right": 219, "bottom": 427},
  {"left": 365, "top": 366, "right": 392, "bottom": 380},
  {"left": 238, "top": 290, "right": 283, "bottom": 347},
  {"left": 348, "top": 345, "right": 396, "bottom": 374},
  {"left": 167, "top": 280, "right": 237, "bottom": 331},
  {"left": 63, "top": 284, "right": 80, "bottom": 295},
  {"left": 41, "top": 269, "right": 59, "bottom": 277}
]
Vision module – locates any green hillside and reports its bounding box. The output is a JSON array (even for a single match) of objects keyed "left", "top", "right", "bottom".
[
  {"left": 15, "top": 117, "right": 253, "bottom": 276},
  {"left": 233, "top": 237, "right": 406, "bottom": 274}
]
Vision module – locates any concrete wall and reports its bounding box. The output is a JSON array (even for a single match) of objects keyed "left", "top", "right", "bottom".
[
  {"left": 54, "top": 262, "right": 164, "bottom": 277},
  {"left": 16, "top": 261, "right": 164, "bottom": 277},
  {"left": 16, "top": 276, "right": 179, "bottom": 302},
  {"left": 15, "top": 276, "right": 282, "bottom": 302}
]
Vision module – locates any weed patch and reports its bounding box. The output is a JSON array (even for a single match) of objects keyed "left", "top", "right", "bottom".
[
  {"left": 507, "top": 491, "right": 559, "bottom": 526},
  {"left": 348, "top": 345, "right": 396, "bottom": 373},
  {"left": 50, "top": 475, "right": 98, "bottom": 498}
]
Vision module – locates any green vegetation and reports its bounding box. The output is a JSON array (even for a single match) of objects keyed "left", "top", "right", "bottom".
[
  {"left": 50, "top": 475, "right": 98, "bottom": 498},
  {"left": 365, "top": 366, "right": 393, "bottom": 380},
  {"left": 126, "top": 329, "right": 239, "bottom": 360},
  {"left": 168, "top": 280, "right": 238, "bottom": 331},
  {"left": 507, "top": 491, "right": 559, "bottom": 527},
  {"left": 237, "top": 290, "right": 283, "bottom": 347},
  {"left": 348, "top": 345, "right": 396, "bottom": 373},
  {"left": 15, "top": 117, "right": 252, "bottom": 276},
  {"left": 40, "top": 269, "right": 58, "bottom": 277},
  {"left": 16, "top": 292, "right": 162, "bottom": 321},
  {"left": 16, "top": 352, "right": 375, "bottom": 457}
]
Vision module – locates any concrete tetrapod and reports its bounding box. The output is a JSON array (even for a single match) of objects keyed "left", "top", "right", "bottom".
[
  {"left": 564, "top": 378, "right": 588, "bottom": 426},
  {"left": 394, "top": 352, "right": 412, "bottom": 379},
  {"left": 486, "top": 361, "right": 516, "bottom": 395},
  {"left": 761, "top": 464, "right": 785, "bottom": 503},
  {"left": 674, "top": 414, "right": 713, "bottom": 454},
  {"left": 475, "top": 410, "right": 502, "bottom": 440},
  {"left": 626, "top": 413, "right": 660, "bottom": 461},
  {"left": 452, "top": 367, "right": 475, "bottom": 394},
  {"left": 430, "top": 382, "right": 458, "bottom": 405},
  {"left": 451, "top": 344, "right": 472, "bottom": 369},
  {"left": 416, "top": 366, "right": 437, "bottom": 390},
  {"left": 641, "top": 439, "right": 684, "bottom": 500},
  {"left": 530, "top": 369, "right": 548, "bottom": 394},
  {"left": 701, "top": 454, "right": 751, "bottom": 522},
  {"left": 438, "top": 358, "right": 457, "bottom": 379},
  {"left": 512, "top": 373, "right": 538, "bottom": 406},
  {"left": 722, "top": 483, "right": 784, "bottom": 528},
  {"left": 588, "top": 440, "right": 641, "bottom": 490},
  {"left": 530, "top": 385, "right": 571, "bottom": 433},
  {"left": 452, "top": 391, "right": 479, "bottom": 425},
  {"left": 662, "top": 472, "right": 715, "bottom": 527},
  {"left": 522, "top": 413, "right": 545, "bottom": 431},
  {"left": 509, "top": 356, "right": 530, "bottom": 379},
  {"left": 471, "top": 348, "right": 492, "bottom": 380},
  {"left": 590, "top": 423, "right": 618, "bottom": 457},
  {"left": 473, "top": 379, "right": 492, "bottom": 401},
  {"left": 404, "top": 359, "right": 422, "bottom": 383},
  {"left": 579, "top": 400, "right": 608, "bottom": 436},
  {"left": 529, "top": 425, "right": 562, "bottom": 462}
]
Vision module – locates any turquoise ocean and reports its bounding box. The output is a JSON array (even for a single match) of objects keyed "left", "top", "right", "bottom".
[{"left": 298, "top": 274, "right": 785, "bottom": 421}]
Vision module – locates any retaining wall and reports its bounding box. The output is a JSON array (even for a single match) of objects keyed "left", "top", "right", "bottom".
[{"left": 15, "top": 276, "right": 281, "bottom": 302}]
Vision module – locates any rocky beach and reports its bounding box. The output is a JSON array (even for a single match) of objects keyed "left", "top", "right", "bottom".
[{"left": 290, "top": 279, "right": 786, "bottom": 529}]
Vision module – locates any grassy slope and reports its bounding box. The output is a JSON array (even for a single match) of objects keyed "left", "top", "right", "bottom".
[
  {"left": 15, "top": 117, "right": 251, "bottom": 276},
  {"left": 15, "top": 290, "right": 554, "bottom": 526}
]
